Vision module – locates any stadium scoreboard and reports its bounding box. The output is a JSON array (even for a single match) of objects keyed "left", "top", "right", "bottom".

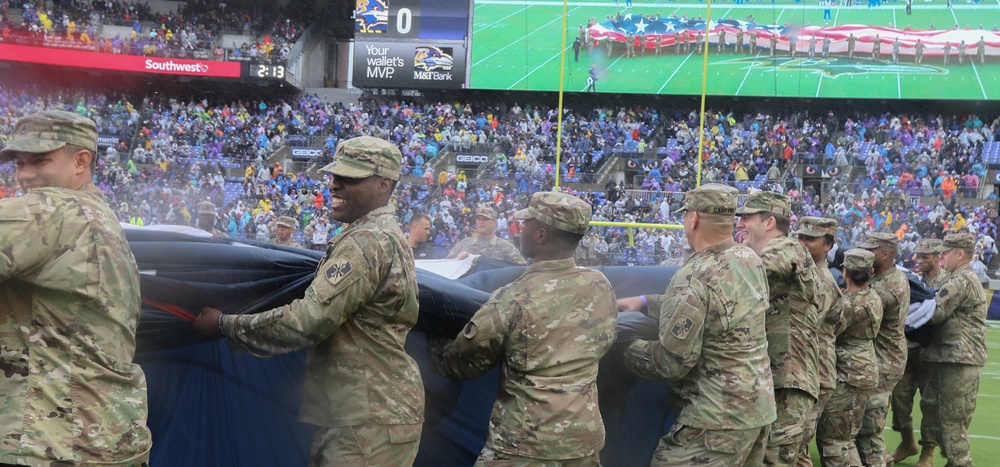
[{"left": 352, "top": 0, "right": 470, "bottom": 89}]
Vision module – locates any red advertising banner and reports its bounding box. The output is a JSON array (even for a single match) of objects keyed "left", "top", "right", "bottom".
[{"left": 0, "top": 44, "right": 242, "bottom": 78}]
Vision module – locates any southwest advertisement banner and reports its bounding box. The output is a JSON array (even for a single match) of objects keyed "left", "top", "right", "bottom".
[
  {"left": 0, "top": 44, "right": 242, "bottom": 78},
  {"left": 352, "top": 40, "right": 467, "bottom": 89},
  {"left": 468, "top": 1, "right": 1000, "bottom": 99}
]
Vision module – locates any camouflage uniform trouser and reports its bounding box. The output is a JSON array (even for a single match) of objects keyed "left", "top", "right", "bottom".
[
  {"left": 920, "top": 362, "right": 982, "bottom": 467},
  {"left": 650, "top": 424, "right": 770, "bottom": 466},
  {"left": 475, "top": 447, "right": 600, "bottom": 466},
  {"left": 308, "top": 422, "right": 421, "bottom": 467},
  {"left": 816, "top": 383, "right": 872, "bottom": 467},
  {"left": 765, "top": 388, "right": 816, "bottom": 466},
  {"left": 856, "top": 373, "right": 902, "bottom": 467},
  {"left": 891, "top": 345, "right": 935, "bottom": 446},
  {"left": 794, "top": 387, "right": 833, "bottom": 467}
]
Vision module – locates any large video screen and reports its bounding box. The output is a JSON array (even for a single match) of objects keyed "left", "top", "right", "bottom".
[{"left": 467, "top": 0, "right": 1000, "bottom": 99}]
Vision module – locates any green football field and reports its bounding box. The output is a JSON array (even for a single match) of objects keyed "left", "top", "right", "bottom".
[
  {"left": 468, "top": 1, "right": 1000, "bottom": 99},
  {"left": 802, "top": 323, "right": 1000, "bottom": 465}
]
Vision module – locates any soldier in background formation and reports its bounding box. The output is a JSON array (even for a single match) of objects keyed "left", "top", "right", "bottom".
[
  {"left": 737, "top": 191, "right": 820, "bottom": 467},
  {"left": 619, "top": 184, "right": 775, "bottom": 465},
  {"left": 447, "top": 205, "right": 527, "bottom": 264},
  {"left": 919, "top": 233, "right": 988, "bottom": 467},
  {"left": 0, "top": 110, "right": 152, "bottom": 465},
  {"left": 816, "top": 249, "right": 883, "bottom": 467},
  {"left": 857, "top": 232, "right": 911, "bottom": 467},
  {"left": 794, "top": 217, "right": 843, "bottom": 467},
  {"left": 889, "top": 238, "right": 948, "bottom": 465},
  {"left": 193, "top": 136, "right": 425, "bottom": 466},
  {"left": 429, "top": 191, "right": 618, "bottom": 465},
  {"left": 197, "top": 200, "right": 229, "bottom": 237},
  {"left": 271, "top": 216, "right": 303, "bottom": 248}
]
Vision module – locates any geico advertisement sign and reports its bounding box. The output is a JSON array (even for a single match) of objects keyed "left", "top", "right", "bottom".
[
  {"left": 0, "top": 44, "right": 241, "bottom": 78},
  {"left": 455, "top": 154, "right": 488, "bottom": 164},
  {"left": 291, "top": 147, "right": 324, "bottom": 158}
]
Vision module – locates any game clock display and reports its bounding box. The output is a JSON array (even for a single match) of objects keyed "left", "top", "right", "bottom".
[{"left": 249, "top": 63, "right": 286, "bottom": 80}]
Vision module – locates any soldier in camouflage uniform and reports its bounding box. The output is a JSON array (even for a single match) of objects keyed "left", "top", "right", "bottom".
[
  {"left": 793, "top": 217, "right": 843, "bottom": 467},
  {"left": 736, "top": 191, "right": 820, "bottom": 467},
  {"left": 197, "top": 200, "right": 229, "bottom": 238},
  {"left": 194, "top": 136, "right": 424, "bottom": 467},
  {"left": 429, "top": 191, "right": 618, "bottom": 466},
  {"left": 857, "top": 232, "right": 910, "bottom": 467},
  {"left": 0, "top": 110, "right": 152, "bottom": 466},
  {"left": 889, "top": 238, "right": 949, "bottom": 465},
  {"left": 816, "top": 249, "right": 883, "bottom": 467},
  {"left": 447, "top": 205, "right": 527, "bottom": 265},
  {"left": 621, "top": 184, "right": 775, "bottom": 466},
  {"left": 271, "top": 215, "right": 303, "bottom": 248},
  {"left": 918, "top": 233, "right": 988, "bottom": 467}
]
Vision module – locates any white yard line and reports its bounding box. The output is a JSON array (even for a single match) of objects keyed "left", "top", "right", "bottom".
[
  {"left": 658, "top": 52, "right": 695, "bottom": 94},
  {"left": 817, "top": 73, "right": 824, "bottom": 98},
  {"left": 971, "top": 60, "right": 988, "bottom": 99},
  {"left": 476, "top": 6, "right": 581, "bottom": 64},
  {"left": 897, "top": 72, "right": 902, "bottom": 99},
  {"left": 508, "top": 43, "right": 574, "bottom": 89}
]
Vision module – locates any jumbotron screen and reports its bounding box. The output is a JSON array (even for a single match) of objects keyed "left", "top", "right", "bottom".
[{"left": 466, "top": 0, "right": 1000, "bottom": 100}]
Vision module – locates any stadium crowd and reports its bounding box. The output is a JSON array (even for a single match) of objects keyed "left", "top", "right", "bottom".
[{"left": 0, "top": 88, "right": 996, "bottom": 274}]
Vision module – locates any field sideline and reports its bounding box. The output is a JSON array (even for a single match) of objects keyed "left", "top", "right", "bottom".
[
  {"left": 801, "top": 324, "right": 1000, "bottom": 465},
  {"left": 469, "top": 0, "right": 1000, "bottom": 99}
]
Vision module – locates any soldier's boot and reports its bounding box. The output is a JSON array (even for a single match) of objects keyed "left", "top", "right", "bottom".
[
  {"left": 889, "top": 430, "right": 919, "bottom": 464},
  {"left": 912, "top": 444, "right": 936, "bottom": 467}
]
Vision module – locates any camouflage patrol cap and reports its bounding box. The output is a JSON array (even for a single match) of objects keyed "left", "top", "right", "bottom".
[
  {"left": 513, "top": 191, "right": 592, "bottom": 235},
  {"left": 319, "top": 136, "right": 401, "bottom": 181},
  {"left": 197, "top": 201, "right": 216, "bottom": 215},
  {"left": 843, "top": 248, "right": 875, "bottom": 271},
  {"left": 0, "top": 110, "right": 98, "bottom": 162},
  {"left": 915, "top": 238, "right": 944, "bottom": 254},
  {"left": 794, "top": 216, "right": 838, "bottom": 237},
  {"left": 675, "top": 183, "right": 737, "bottom": 216},
  {"left": 858, "top": 232, "right": 899, "bottom": 250},
  {"left": 736, "top": 191, "right": 791, "bottom": 217},
  {"left": 936, "top": 232, "right": 975, "bottom": 252},
  {"left": 276, "top": 216, "right": 297, "bottom": 228},
  {"left": 475, "top": 205, "right": 498, "bottom": 220}
]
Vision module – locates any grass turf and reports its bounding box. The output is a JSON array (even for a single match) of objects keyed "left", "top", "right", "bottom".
[
  {"left": 469, "top": 0, "right": 1000, "bottom": 99},
  {"left": 802, "top": 323, "right": 1000, "bottom": 465}
]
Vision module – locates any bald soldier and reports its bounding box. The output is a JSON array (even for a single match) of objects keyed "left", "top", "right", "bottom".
[
  {"left": 889, "top": 238, "right": 949, "bottom": 465},
  {"left": 736, "top": 191, "right": 820, "bottom": 467},
  {"left": 857, "top": 232, "right": 910, "bottom": 467},
  {"left": 620, "top": 184, "right": 775, "bottom": 466},
  {"left": 447, "top": 205, "right": 527, "bottom": 265},
  {"left": 0, "top": 110, "right": 152, "bottom": 465},
  {"left": 793, "top": 217, "right": 843, "bottom": 467},
  {"left": 919, "top": 233, "right": 988, "bottom": 467},
  {"left": 194, "top": 136, "right": 424, "bottom": 466},
  {"left": 430, "top": 191, "right": 618, "bottom": 465},
  {"left": 816, "top": 249, "right": 883, "bottom": 467},
  {"left": 271, "top": 216, "right": 303, "bottom": 248}
]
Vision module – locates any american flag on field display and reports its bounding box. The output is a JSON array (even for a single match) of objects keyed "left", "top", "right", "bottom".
[{"left": 587, "top": 14, "right": 1000, "bottom": 57}]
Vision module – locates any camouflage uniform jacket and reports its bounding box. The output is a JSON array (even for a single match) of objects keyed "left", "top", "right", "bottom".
[
  {"left": 869, "top": 267, "right": 911, "bottom": 375},
  {"left": 0, "top": 185, "right": 151, "bottom": 466},
  {"left": 628, "top": 239, "right": 776, "bottom": 430},
  {"left": 221, "top": 205, "right": 424, "bottom": 427},
  {"left": 271, "top": 237, "right": 303, "bottom": 248},
  {"left": 833, "top": 286, "right": 883, "bottom": 390},
  {"left": 761, "top": 236, "right": 820, "bottom": 398},
  {"left": 922, "top": 263, "right": 988, "bottom": 366},
  {"left": 815, "top": 262, "right": 843, "bottom": 391},
  {"left": 447, "top": 235, "right": 527, "bottom": 264},
  {"left": 429, "top": 258, "right": 617, "bottom": 459}
]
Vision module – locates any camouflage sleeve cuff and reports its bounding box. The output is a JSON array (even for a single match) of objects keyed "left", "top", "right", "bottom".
[{"left": 644, "top": 294, "right": 666, "bottom": 319}]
